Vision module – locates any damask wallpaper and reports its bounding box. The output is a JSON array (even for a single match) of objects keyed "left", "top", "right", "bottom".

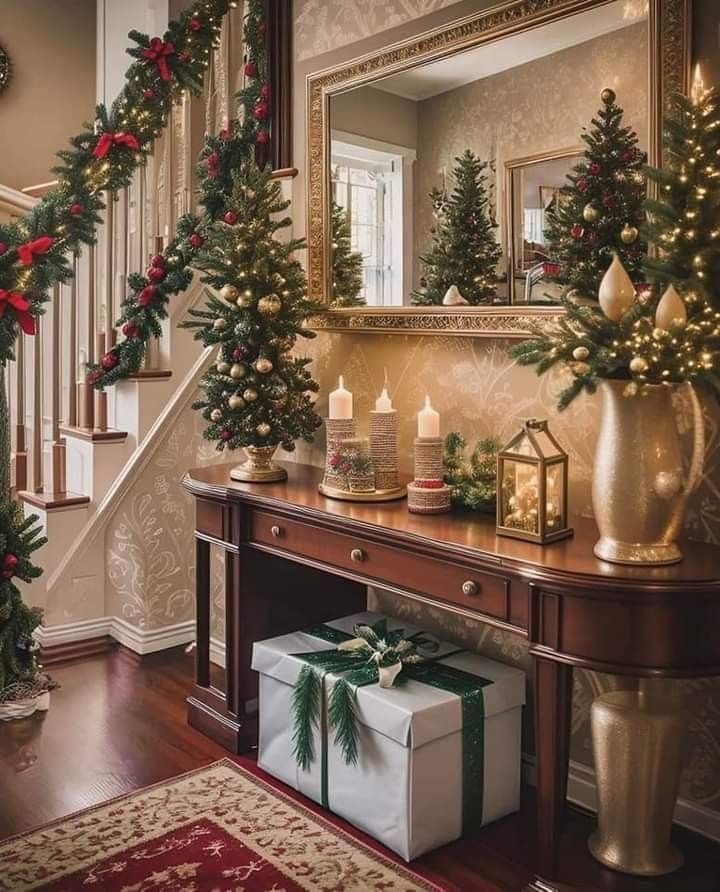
[{"left": 293, "top": 0, "right": 465, "bottom": 61}]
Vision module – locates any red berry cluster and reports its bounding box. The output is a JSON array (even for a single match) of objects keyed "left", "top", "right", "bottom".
[{"left": 2, "top": 553, "right": 19, "bottom": 580}]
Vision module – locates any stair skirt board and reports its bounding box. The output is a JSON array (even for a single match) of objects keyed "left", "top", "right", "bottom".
[{"left": 36, "top": 616, "right": 196, "bottom": 657}]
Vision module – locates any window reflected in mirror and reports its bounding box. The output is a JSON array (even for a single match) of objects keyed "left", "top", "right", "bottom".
[{"left": 325, "top": 0, "right": 649, "bottom": 308}]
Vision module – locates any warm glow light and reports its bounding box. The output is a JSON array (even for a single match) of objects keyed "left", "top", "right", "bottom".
[{"left": 691, "top": 64, "right": 706, "bottom": 106}]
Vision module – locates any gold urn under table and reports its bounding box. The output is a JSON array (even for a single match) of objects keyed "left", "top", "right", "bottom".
[{"left": 589, "top": 688, "right": 688, "bottom": 876}]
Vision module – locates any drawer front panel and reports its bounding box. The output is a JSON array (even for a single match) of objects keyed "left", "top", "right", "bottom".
[{"left": 250, "top": 510, "right": 510, "bottom": 621}]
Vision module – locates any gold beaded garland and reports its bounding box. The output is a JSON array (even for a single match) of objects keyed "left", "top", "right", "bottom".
[{"left": 220, "top": 284, "right": 240, "bottom": 302}]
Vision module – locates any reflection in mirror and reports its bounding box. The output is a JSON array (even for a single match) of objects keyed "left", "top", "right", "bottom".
[
  {"left": 506, "top": 150, "right": 584, "bottom": 305},
  {"left": 326, "top": 0, "right": 649, "bottom": 307}
]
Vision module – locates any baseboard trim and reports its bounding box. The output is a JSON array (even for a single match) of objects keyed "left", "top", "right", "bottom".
[
  {"left": 522, "top": 755, "right": 720, "bottom": 844},
  {"left": 36, "top": 616, "right": 196, "bottom": 657},
  {"left": 209, "top": 635, "right": 226, "bottom": 668}
]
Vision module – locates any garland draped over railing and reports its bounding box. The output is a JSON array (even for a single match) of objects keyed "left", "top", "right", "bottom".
[{"left": 0, "top": 0, "right": 268, "bottom": 695}]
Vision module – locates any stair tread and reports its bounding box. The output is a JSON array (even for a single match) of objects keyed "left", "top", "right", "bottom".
[
  {"left": 18, "top": 490, "right": 91, "bottom": 511},
  {"left": 127, "top": 369, "right": 172, "bottom": 380},
  {"left": 60, "top": 425, "right": 128, "bottom": 443}
]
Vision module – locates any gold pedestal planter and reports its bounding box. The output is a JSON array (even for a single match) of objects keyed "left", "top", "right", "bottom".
[
  {"left": 589, "top": 690, "right": 687, "bottom": 876},
  {"left": 230, "top": 445, "right": 287, "bottom": 482}
]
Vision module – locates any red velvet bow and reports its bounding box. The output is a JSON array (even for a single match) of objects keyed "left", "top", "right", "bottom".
[
  {"left": 17, "top": 236, "right": 53, "bottom": 266},
  {"left": 0, "top": 290, "right": 36, "bottom": 335},
  {"left": 93, "top": 131, "right": 141, "bottom": 159},
  {"left": 142, "top": 38, "right": 175, "bottom": 81}
]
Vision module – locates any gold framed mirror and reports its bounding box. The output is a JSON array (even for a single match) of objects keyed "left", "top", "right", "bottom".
[{"left": 307, "top": 0, "right": 691, "bottom": 336}]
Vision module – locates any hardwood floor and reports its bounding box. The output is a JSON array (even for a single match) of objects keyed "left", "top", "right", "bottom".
[{"left": 1, "top": 647, "right": 719, "bottom": 892}]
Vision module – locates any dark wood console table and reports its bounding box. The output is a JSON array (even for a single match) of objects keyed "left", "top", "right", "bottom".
[{"left": 183, "top": 461, "right": 720, "bottom": 891}]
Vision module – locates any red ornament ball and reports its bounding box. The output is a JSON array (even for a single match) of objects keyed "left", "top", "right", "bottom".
[
  {"left": 220, "top": 429, "right": 232, "bottom": 441},
  {"left": 70, "top": 203, "right": 84, "bottom": 216},
  {"left": 602, "top": 194, "right": 614, "bottom": 209},
  {"left": 570, "top": 224, "right": 585, "bottom": 239},
  {"left": 588, "top": 162, "right": 602, "bottom": 176},
  {"left": 101, "top": 352, "right": 118, "bottom": 371},
  {"left": 178, "top": 49, "right": 191, "bottom": 63},
  {"left": 0, "top": 243, "right": 6, "bottom": 256},
  {"left": 147, "top": 265, "right": 166, "bottom": 283},
  {"left": 253, "top": 102, "right": 269, "bottom": 121},
  {"left": 260, "top": 83, "right": 270, "bottom": 101},
  {"left": 143, "top": 88, "right": 155, "bottom": 100},
  {"left": 258, "top": 20, "right": 266, "bottom": 35},
  {"left": 189, "top": 16, "right": 202, "bottom": 31},
  {"left": 150, "top": 253, "right": 165, "bottom": 268},
  {"left": 621, "top": 148, "right": 636, "bottom": 162},
  {"left": 2, "top": 553, "right": 19, "bottom": 571},
  {"left": 122, "top": 322, "right": 139, "bottom": 338},
  {"left": 576, "top": 178, "right": 588, "bottom": 193},
  {"left": 244, "top": 61, "right": 258, "bottom": 77},
  {"left": 223, "top": 210, "right": 238, "bottom": 225},
  {"left": 138, "top": 285, "right": 157, "bottom": 307},
  {"left": 256, "top": 129, "right": 269, "bottom": 145},
  {"left": 232, "top": 346, "right": 247, "bottom": 360},
  {"left": 189, "top": 233, "right": 204, "bottom": 248}
]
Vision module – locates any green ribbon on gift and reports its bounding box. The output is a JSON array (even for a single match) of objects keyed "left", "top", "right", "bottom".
[{"left": 290, "top": 620, "right": 493, "bottom": 828}]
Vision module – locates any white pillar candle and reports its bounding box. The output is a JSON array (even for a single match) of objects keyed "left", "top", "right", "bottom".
[
  {"left": 375, "top": 386, "right": 393, "bottom": 412},
  {"left": 418, "top": 395, "right": 439, "bottom": 438},
  {"left": 329, "top": 375, "right": 353, "bottom": 420}
]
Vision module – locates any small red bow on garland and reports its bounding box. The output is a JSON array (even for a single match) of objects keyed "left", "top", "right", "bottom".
[
  {"left": 93, "top": 131, "right": 141, "bottom": 159},
  {"left": 0, "top": 290, "right": 36, "bottom": 334},
  {"left": 17, "top": 236, "right": 54, "bottom": 266},
  {"left": 142, "top": 38, "right": 175, "bottom": 81}
]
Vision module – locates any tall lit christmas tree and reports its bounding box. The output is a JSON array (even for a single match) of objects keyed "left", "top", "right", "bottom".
[
  {"left": 330, "top": 201, "right": 365, "bottom": 307},
  {"left": 544, "top": 89, "right": 647, "bottom": 301},
  {"left": 412, "top": 150, "right": 501, "bottom": 306},
  {"left": 182, "top": 160, "right": 321, "bottom": 465},
  {"left": 643, "top": 83, "right": 720, "bottom": 308}
]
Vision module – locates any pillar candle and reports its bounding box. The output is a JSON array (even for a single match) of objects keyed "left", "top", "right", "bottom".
[
  {"left": 329, "top": 375, "right": 353, "bottom": 419},
  {"left": 418, "top": 395, "right": 439, "bottom": 438}
]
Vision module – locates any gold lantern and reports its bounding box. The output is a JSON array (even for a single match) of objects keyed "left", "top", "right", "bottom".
[{"left": 497, "top": 419, "right": 573, "bottom": 544}]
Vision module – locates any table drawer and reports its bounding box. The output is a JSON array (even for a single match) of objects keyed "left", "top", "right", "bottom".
[{"left": 250, "top": 510, "right": 510, "bottom": 622}]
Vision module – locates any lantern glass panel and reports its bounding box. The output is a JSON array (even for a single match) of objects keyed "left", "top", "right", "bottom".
[
  {"left": 529, "top": 427, "right": 563, "bottom": 459},
  {"left": 501, "top": 458, "right": 540, "bottom": 535},
  {"left": 545, "top": 461, "right": 566, "bottom": 532}
]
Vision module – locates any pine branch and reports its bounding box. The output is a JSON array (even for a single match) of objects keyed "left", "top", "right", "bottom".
[
  {"left": 328, "top": 676, "right": 359, "bottom": 766},
  {"left": 291, "top": 664, "right": 322, "bottom": 771}
]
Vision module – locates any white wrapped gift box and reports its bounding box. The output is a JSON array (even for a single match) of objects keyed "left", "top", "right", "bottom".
[{"left": 251, "top": 611, "right": 526, "bottom": 861}]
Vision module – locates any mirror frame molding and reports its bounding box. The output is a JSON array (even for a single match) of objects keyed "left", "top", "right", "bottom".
[{"left": 306, "top": 0, "right": 691, "bottom": 337}]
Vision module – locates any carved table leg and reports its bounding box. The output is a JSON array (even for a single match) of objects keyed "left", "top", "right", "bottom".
[{"left": 533, "top": 655, "right": 574, "bottom": 884}]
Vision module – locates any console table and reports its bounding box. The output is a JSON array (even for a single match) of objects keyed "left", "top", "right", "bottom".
[{"left": 183, "top": 461, "right": 720, "bottom": 891}]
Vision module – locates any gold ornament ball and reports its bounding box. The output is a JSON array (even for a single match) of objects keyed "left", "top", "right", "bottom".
[
  {"left": 216, "top": 360, "right": 231, "bottom": 375},
  {"left": 255, "top": 358, "right": 273, "bottom": 374},
  {"left": 583, "top": 203, "right": 600, "bottom": 223},
  {"left": 243, "top": 388, "right": 258, "bottom": 402},
  {"left": 572, "top": 361, "right": 591, "bottom": 377},
  {"left": 236, "top": 293, "right": 253, "bottom": 309},
  {"left": 230, "top": 363, "right": 246, "bottom": 380},
  {"left": 228, "top": 394, "right": 246, "bottom": 411},
  {"left": 620, "top": 223, "right": 639, "bottom": 244},
  {"left": 256, "top": 422, "right": 271, "bottom": 437},
  {"left": 257, "top": 294, "right": 282, "bottom": 317},
  {"left": 213, "top": 317, "right": 228, "bottom": 331},
  {"left": 601, "top": 87, "right": 616, "bottom": 104},
  {"left": 572, "top": 346, "right": 590, "bottom": 361},
  {"left": 210, "top": 408, "right": 223, "bottom": 422},
  {"left": 220, "top": 284, "right": 240, "bottom": 303},
  {"left": 629, "top": 356, "right": 649, "bottom": 374}
]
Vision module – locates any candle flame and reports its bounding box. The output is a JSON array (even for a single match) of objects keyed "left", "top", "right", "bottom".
[
  {"left": 425, "top": 394, "right": 431, "bottom": 408},
  {"left": 691, "top": 64, "right": 705, "bottom": 106},
  {"left": 339, "top": 375, "right": 344, "bottom": 389}
]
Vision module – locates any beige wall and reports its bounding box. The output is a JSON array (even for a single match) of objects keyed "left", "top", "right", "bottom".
[
  {"left": 331, "top": 86, "right": 418, "bottom": 149},
  {"left": 0, "top": 0, "right": 96, "bottom": 191}
]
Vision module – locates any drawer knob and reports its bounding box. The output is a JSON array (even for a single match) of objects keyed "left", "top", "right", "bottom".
[
  {"left": 350, "top": 548, "right": 366, "bottom": 563},
  {"left": 462, "top": 580, "right": 480, "bottom": 597},
  {"left": 270, "top": 524, "right": 282, "bottom": 539}
]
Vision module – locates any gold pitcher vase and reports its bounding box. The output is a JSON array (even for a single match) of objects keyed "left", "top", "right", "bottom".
[{"left": 592, "top": 380, "right": 705, "bottom": 565}]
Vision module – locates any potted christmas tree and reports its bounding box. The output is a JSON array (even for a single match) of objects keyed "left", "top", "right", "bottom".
[
  {"left": 182, "top": 159, "right": 321, "bottom": 481},
  {"left": 413, "top": 150, "right": 502, "bottom": 306}
]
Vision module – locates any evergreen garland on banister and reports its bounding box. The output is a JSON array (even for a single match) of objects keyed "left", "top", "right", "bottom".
[{"left": 87, "top": 0, "right": 270, "bottom": 389}]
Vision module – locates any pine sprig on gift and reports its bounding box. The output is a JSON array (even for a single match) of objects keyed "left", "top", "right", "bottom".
[
  {"left": 443, "top": 433, "right": 499, "bottom": 512},
  {"left": 413, "top": 150, "right": 501, "bottom": 306},
  {"left": 543, "top": 89, "right": 647, "bottom": 301},
  {"left": 328, "top": 677, "right": 359, "bottom": 766},
  {"left": 292, "top": 664, "right": 322, "bottom": 771}
]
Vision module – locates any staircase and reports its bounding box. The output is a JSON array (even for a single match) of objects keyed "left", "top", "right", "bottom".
[{"left": 1, "top": 3, "right": 292, "bottom": 661}]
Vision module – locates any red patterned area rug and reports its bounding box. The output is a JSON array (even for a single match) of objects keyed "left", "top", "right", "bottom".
[{"left": 0, "top": 758, "right": 448, "bottom": 891}]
